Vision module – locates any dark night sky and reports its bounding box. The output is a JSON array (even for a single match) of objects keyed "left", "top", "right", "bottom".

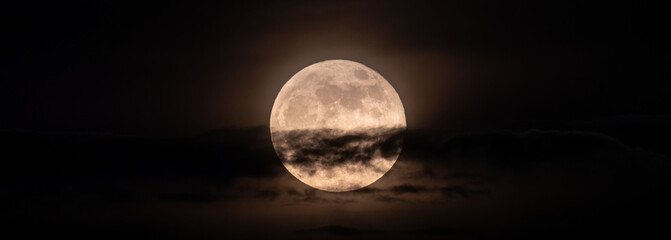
[{"left": 2, "top": 0, "right": 669, "bottom": 239}]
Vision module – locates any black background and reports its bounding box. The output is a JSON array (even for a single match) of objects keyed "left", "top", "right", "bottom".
[{"left": 2, "top": 1, "right": 669, "bottom": 239}]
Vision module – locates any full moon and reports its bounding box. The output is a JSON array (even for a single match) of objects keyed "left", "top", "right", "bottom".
[{"left": 270, "top": 59, "right": 406, "bottom": 192}]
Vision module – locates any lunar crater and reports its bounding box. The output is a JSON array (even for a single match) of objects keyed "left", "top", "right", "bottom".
[{"left": 354, "top": 69, "right": 369, "bottom": 80}]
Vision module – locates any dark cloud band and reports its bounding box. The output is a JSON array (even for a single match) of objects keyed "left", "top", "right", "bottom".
[{"left": 272, "top": 127, "right": 405, "bottom": 170}]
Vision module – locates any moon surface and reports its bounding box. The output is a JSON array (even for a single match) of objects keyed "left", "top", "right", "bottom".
[{"left": 270, "top": 60, "right": 406, "bottom": 192}]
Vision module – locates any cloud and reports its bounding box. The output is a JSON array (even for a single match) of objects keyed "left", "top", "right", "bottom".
[
  {"left": 270, "top": 182, "right": 489, "bottom": 204},
  {"left": 287, "top": 188, "right": 302, "bottom": 196},
  {"left": 438, "top": 186, "right": 490, "bottom": 198},
  {"left": 374, "top": 195, "right": 409, "bottom": 203},
  {"left": 282, "top": 188, "right": 357, "bottom": 204},
  {"left": 271, "top": 127, "right": 405, "bottom": 169},
  {"left": 403, "top": 128, "right": 669, "bottom": 170},
  {"left": 0, "top": 127, "right": 284, "bottom": 207},
  {"left": 356, "top": 184, "right": 489, "bottom": 202},
  {"left": 389, "top": 184, "right": 429, "bottom": 194},
  {"left": 3, "top": 125, "right": 670, "bottom": 238},
  {"left": 6, "top": 126, "right": 666, "bottom": 208},
  {"left": 253, "top": 189, "right": 280, "bottom": 200}
]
